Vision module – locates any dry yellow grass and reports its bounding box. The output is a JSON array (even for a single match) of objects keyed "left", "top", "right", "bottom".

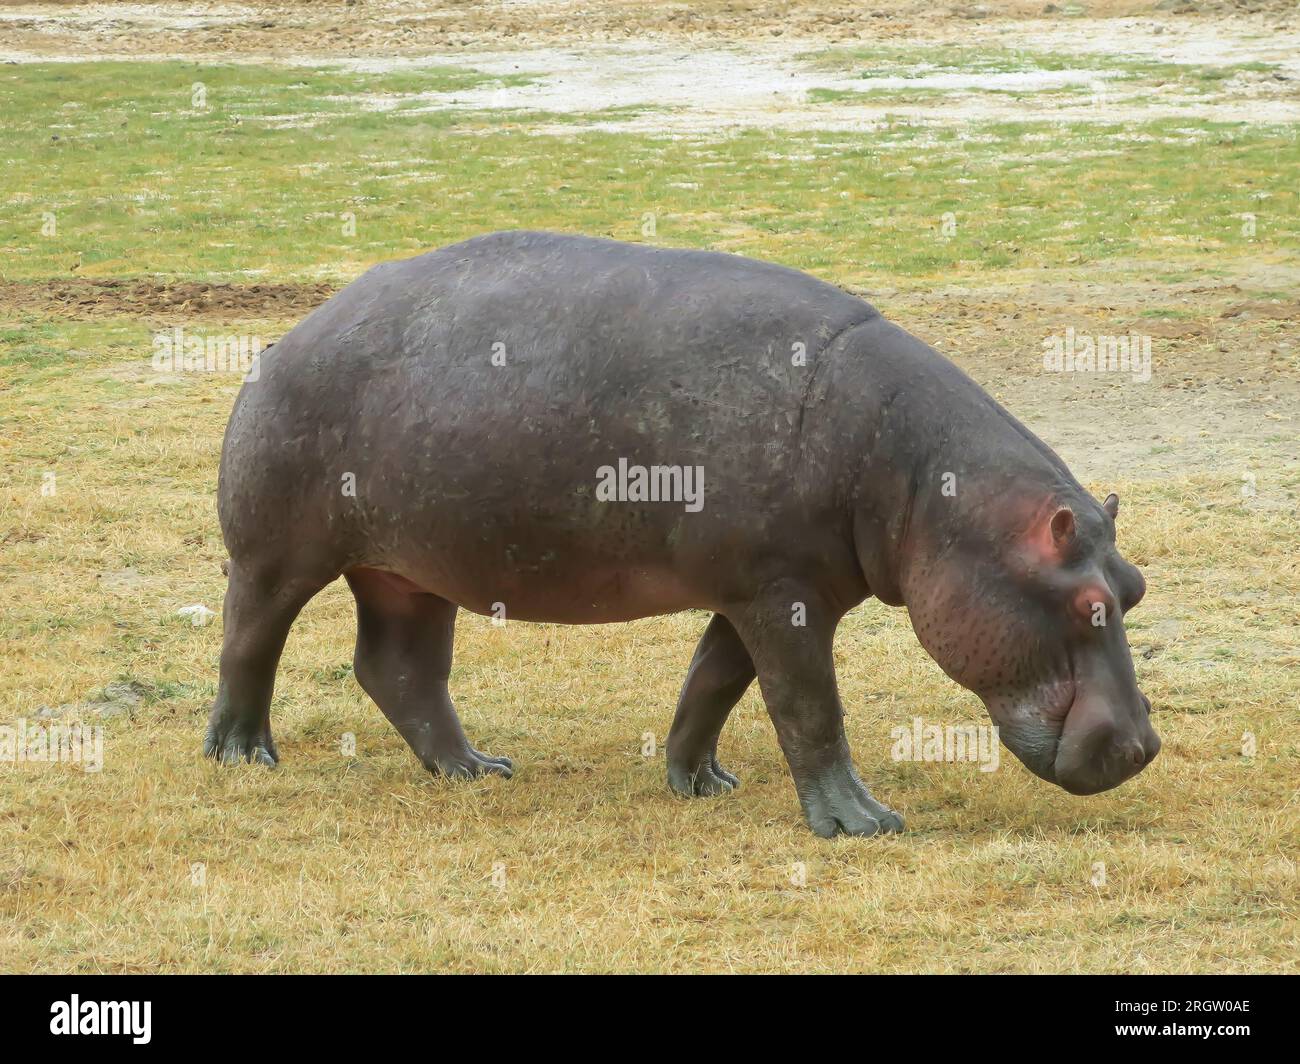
[{"left": 1, "top": 305, "right": 1295, "bottom": 973}]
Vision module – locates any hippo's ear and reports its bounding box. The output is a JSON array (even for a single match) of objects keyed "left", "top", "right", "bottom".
[
  {"left": 1049, "top": 506, "right": 1076, "bottom": 549},
  {"left": 1102, "top": 492, "right": 1120, "bottom": 519}
]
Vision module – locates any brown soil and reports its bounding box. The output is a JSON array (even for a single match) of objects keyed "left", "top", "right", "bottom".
[
  {"left": 0, "top": 277, "right": 337, "bottom": 322},
  {"left": 877, "top": 283, "right": 1300, "bottom": 483},
  {"left": 0, "top": 1, "right": 1295, "bottom": 62}
]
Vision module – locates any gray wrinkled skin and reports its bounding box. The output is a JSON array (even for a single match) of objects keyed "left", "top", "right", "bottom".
[{"left": 206, "top": 231, "right": 1159, "bottom": 837}]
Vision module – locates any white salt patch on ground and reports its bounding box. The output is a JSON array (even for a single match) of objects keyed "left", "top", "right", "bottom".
[
  {"left": 287, "top": 41, "right": 1299, "bottom": 132},
  {"left": 2, "top": 15, "right": 1297, "bottom": 132}
]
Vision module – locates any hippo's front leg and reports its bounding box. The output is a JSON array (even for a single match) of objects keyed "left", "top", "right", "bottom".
[{"left": 730, "top": 588, "right": 904, "bottom": 838}]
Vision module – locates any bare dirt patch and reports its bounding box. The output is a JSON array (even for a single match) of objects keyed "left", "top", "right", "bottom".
[
  {"left": 830, "top": 265, "right": 1298, "bottom": 488},
  {"left": 0, "top": 277, "right": 336, "bottom": 322},
  {"left": 0, "top": 1, "right": 1295, "bottom": 62},
  {"left": 883, "top": 286, "right": 1299, "bottom": 483},
  {"left": 0, "top": 2, "right": 1093, "bottom": 59}
]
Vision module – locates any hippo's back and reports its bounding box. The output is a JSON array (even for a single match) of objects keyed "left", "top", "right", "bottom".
[{"left": 266, "top": 231, "right": 873, "bottom": 387}]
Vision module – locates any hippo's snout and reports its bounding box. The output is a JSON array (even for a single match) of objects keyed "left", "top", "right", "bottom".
[{"left": 1053, "top": 702, "right": 1160, "bottom": 795}]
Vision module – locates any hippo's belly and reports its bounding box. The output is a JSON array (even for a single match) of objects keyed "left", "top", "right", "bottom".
[{"left": 347, "top": 559, "right": 698, "bottom": 624}]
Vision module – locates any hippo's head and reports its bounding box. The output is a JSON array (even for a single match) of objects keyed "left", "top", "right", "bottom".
[{"left": 901, "top": 490, "right": 1159, "bottom": 795}]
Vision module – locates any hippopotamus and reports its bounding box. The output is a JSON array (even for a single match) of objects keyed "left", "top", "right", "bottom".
[{"left": 206, "top": 231, "right": 1159, "bottom": 837}]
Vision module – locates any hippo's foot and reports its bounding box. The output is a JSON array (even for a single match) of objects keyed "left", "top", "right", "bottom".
[
  {"left": 423, "top": 744, "right": 514, "bottom": 782},
  {"left": 668, "top": 754, "right": 739, "bottom": 797},
  {"left": 799, "top": 771, "right": 904, "bottom": 838},
  {"left": 203, "top": 717, "right": 278, "bottom": 768}
]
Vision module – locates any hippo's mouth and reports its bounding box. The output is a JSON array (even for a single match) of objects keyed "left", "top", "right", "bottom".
[
  {"left": 985, "top": 663, "right": 1160, "bottom": 794},
  {"left": 981, "top": 672, "right": 1077, "bottom": 785},
  {"left": 996, "top": 717, "right": 1063, "bottom": 784}
]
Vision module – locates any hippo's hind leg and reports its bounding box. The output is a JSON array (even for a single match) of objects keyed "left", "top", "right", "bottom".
[
  {"left": 346, "top": 569, "right": 512, "bottom": 780},
  {"left": 205, "top": 561, "right": 331, "bottom": 766},
  {"left": 666, "top": 614, "right": 754, "bottom": 796},
  {"left": 728, "top": 586, "right": 904, "bottom": 838}
]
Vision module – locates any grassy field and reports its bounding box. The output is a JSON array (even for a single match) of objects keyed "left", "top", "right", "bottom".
[{"left": 1, "top": 5, "right": 1297, "bottom": 972}]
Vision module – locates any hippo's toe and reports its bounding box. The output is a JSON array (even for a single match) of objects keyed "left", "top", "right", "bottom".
[
  {"left": 203, "top": 720, "right": 278, "bottom": 768},
  {"left": 425, "top": 746, "right": 514, "bottom": 781},
  {"left": 800, "top": 773, "right": 904, "bottom": 838},
  {"left": 668, "top": 755, "right": 740, "bottom": 797}
]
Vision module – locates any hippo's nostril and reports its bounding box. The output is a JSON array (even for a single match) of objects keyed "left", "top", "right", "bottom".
[
  {"left": 1126, "top": 742, "right": 1146, "bottom": 767},
  {"left": 1140, "top": 694, "right": 1152, "bottom": 716}
]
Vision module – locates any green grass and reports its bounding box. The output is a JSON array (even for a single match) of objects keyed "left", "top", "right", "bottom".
[
  {"left": 800, "top": 44, "right": 1288, "bottom": 114},
  {"left": 801, "top": 43, "right": 1280, "bottom": 84},
  {"left": 1, "top": 63, "right": 1296, "bottom": 288}
]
